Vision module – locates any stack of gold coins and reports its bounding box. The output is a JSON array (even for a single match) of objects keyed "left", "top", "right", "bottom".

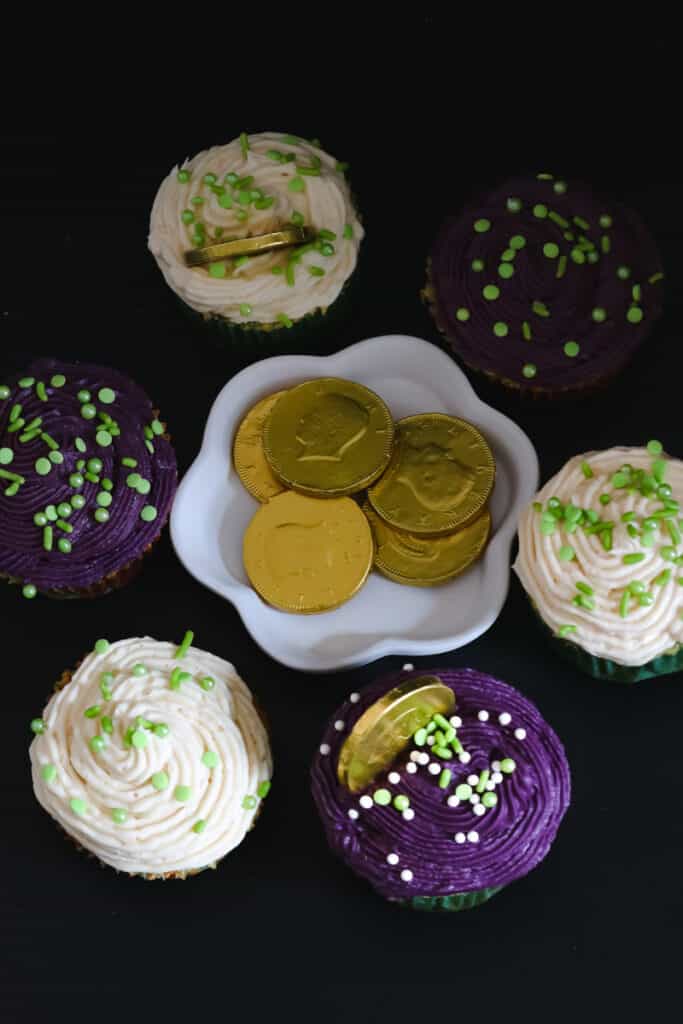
[{"left": 232, "top": 378, "right": 495, "bottom": 614}]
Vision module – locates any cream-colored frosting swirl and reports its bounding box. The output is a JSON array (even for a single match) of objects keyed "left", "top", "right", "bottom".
[
  {"left": 148, "top": 131, "right": 363, "bottom": 323},
  {"left": 514, "top": 447, "right": 683, "bottom": 666},
  {"left": 29, "top": 637, "right": 272, "bottom": 875}
]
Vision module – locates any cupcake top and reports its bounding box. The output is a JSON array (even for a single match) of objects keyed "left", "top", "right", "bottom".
[
  {"left": 311, "top": 667, "right": 570, "bottom": 901},
  {"left": 0, "top": 359, "right": 177, "bottom": 596},
  {"left": 515, "top": 444, "right": 683, "bottom": 666},
  {"left": 148, "top": 131, "right": 363, "bottom": 325},
  {"left": 29, "top": 635, "right": 272, "bottom": 876},
  {"left": 429, "top": 174, "right": 663, "bottom": 391}
]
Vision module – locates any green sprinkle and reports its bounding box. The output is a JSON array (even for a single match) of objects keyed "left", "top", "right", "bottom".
[
  {"left": 99, "top": 715, "right": 113, "bottom": 735},
  {"left": 257, "top": 780, "right": 271, "bottom": 799},
  {"left": 277, "top": 313, "right": 293, "bottom": 329},
  {"left": 34, "top": 457, "right": 51, "bottom": 476},
  {"left": 627, "top": 306, "right": 643, "bottom": 324},
  {"left": 556, "top": 253, "right": 568, "bottom": 279},
  {"left": 0, "top": 448, "right": 13, "bottom": 466},
  {"left": 239, "top": 132, "right": 249, "bottom": 157},
  {"left": 57, "top": 538, "right": 71, "bottom": 553},
  {"left": 97, "top": 388, "right": 115, "bottom": 405},
  {"left": 455, "top": 308, "right": 470, "bottom": 322},
  {"left": 177, "top": 169, "right": 190, "bottom": 183},
  {"left": 498, "top": 263, "right": 514, "bottom": 279},
  {"left": 474, "top": 218, "right": 491, "bottom": 233},
  {"left": 0, "top": 385, "right": 9, "bottom": 400},
  {"left": 533, "top": 204, "right": 548, "bottom": 218},
  {"left": 242, "top": 795, "right": 258, "bottom": 810},
  {"left": 553, "top": 180, "right": 567, "bottom": 194},
  {"left": 42, "top": 525, "right": 53, "bottom": 551},
  {"left": 581, "top": 461, "right": 593, "bottom": 478},
  {"left": 654, "top": 569, "right": 672, "bottom": 586},
  {"left": 483, "top": 284, "right": 499, "bottom": 300},
  {"left": 175, "top": 630, "right": 194, "bottom": 659},
  {"left": 558, "top": 545, "right": 575, "bottom": 561},
  {"left": 202, "top": 750, "right": 219, "bottom": 769},
  {"left": 111, "top": 808, "right": 127, "bottom": 824},
  {"left": 181, "top": 209, "right": 195, "bottom": 224},
  {"left": 500, "top": 758, "right": 516, "bottom": 774},
  {"left": 558, "top": 624, "right": 577, "bottom": 637},
  {"left": 570, "top": 246, "right": 586, "bottom": 265},
  {"left": 95, "top": 639, "right": 109, "bottom": 655},
  {"left": 95, "top": 430, "right": 112, "bottom": 447},
  {"left": 455, "top": 783, "right": 472, "bottom": 800},
  {"left": 93, "top": 508, "right": 109, "bottom": 524},
  {"left": 288, "top": 176, "right": 304, "bottom": 193},
  {"left": 476, "top": 769, "right": 491, "bottom": 794},
  {"left": 623, "top": 553, "right": 646, "bottom": 565},
  {"left": 45, "top": 505, "right": 58, "bottom": 521},
  {"left": 209, "top": 262, "right": 227, "bottom": 279},
  {"left": 522, "top": 321, "right": 532, "bottom": 341},
  {"left": 152, "top": 771, "right": 169, "bottom": 791},
  {"left": 343, "top": 223, "right": 353, "bottom": 239},
  {"left": 90, "top": 734, "right": 106, "bottom": 754},
  {"left": 510, "top": 235, "right": 526, "bottom": 251},
  {"left": 532, "top": 301, "right": 550, "bottom": 317},
  {"left": 647, "top": 439, "right": 663, "bottom": 456},
  {"left": 600, "top": 529, "right": 613, "bottom": 552},
  {"left": 393, "top": 795, "right": 410, "bottom": 811},
  {"left": 573, "top": 594, "right": 595, "bottom": 611},
  {"left": 592, "top": 307, "right": 607, "bottom": 323},
  {"left": 101, "top": 478, "right": 113, "bottom": 492},
  {"left": 493, "top": 322, "right": 508, "bottom": 338},
  {"left": 192, "top": 819, "right": 207, "bottom": 834},
  {"left": 576, "top": 581, "right": 594, "bottom": 596},
  {"left": 433, "top": 745, "right": 453, "bottom": 759},
  {"left": 522, "top": 363, "right": 537, "bottom": 380},
  {"left": 41, "top": 763, "right": 57, "bottom": 782},
  {"left": 632, "top": 284, "right": 642, "bottom": 303},
  {"left": 140, "top": 505, "right": 157, "bottom": 523},
  {"left": 373, "top": 789, "right": 391, "bottom": 806},
  {"left": 543, "top": 242, "right": 559, "bottom": 259},
  {"left": 471, "top": 258, "right": 485, "bottom": 271},
  {"left": 506, "top": 197, "right": 522, "bottom": 212},
  {"left": 619, "top": 591, "right": 631, "bottom": 618},
  {"left": 36, "top": 381, "right": 48, "bottom": 402},
  {"left": 48, "top": 450, "right": 63, "bottom": 465},
  {"left": 548, "top": 210, "right": 569, "bottom": 228},
  {"left": 482, "top": 791, "right": 498, "bottom": 808},
  {"left": 18, "top": 377, "right": 35, "bottom": 389},
  {"left": 129, "top": 729, "right": 146, "bottom": 750},
  {"left": 81, "top": 404, "right": 96, "bottom": 420},
  {"left": 564, "top": 341, "right": 580, "bottom": 358},
  {"left": 96, "top": 492, "right": 112, "bottom": 508},
  {"left": 70, "top": 798, "right": 87, "bottom": 816},
  {"left": 653, "top": 459, "right": 667, "bottom": 483},
  {"left": 22, "top": 583, "right": 37, "bottom": 599},
  {"left": 30, "top": 718, "right": 46, "bottom": 734}
]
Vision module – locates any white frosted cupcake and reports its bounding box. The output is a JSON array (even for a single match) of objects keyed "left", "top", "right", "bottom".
[
  {"left": 29, "top": 633, "right": 272, "bottom": 877},
  {"left": 148, "top": 131, "right": 363, "bottom": 344},
  {"left": 514, "top": 442, "right": 683, "bottom": 682}
]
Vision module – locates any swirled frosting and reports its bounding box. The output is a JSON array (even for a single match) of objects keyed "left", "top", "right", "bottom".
[
  {"left": 429, "top": 175, "right": 662, "bottom": 391},
  {"left": 29, "top": 637, "right": 272, "bottom": 876},
  {"left": 0, "top": 360, "right": 177, "bottom": 594},
  {"left": 148, "top": 131, "right": 363, "bottom": 324},
  {"left": 311, "top": 667, "right": 570, "bottom": 901},
  {"left": 515, "top": 446, "right": 683, "bottom": 665}
]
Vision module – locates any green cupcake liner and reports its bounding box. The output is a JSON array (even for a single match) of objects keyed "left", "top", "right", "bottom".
[
  {"left": 529, "top": 600, "right": 683, "bottom": 683},
  {"left": 396, "top": 885, "right": 504, "bottom": 912}
]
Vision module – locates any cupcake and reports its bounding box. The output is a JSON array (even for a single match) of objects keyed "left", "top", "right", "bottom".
[
  {"left": 148, "top": 131, "right": 362, "bottom": 345},
  {"left": 29, "top": 633, "right": 272, "bottom": 878},
  {"left": 0, "top": 359, "right": 177, "bottom": 599},
  {"left": 311, "top": 667, "right": 570, "bottom": 910},
  {"left": 426, "top": 173, "right": 663, "bottom": 394},
  {"left": 515, "top": 442, "right": 683, "bottom": 682}
]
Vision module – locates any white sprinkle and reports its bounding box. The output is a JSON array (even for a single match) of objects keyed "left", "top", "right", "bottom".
[
  {"left": 485, "top": 780, "right": 496, "bottom": 791},
  {"left": 349, "top": 692, "right": 360, "bottom": 703},
  {"left": 334, "top": 720, "right": 345, "bottom": 731},
  {"left": 319, "top": 743, "right": 330, "bottom": 756},
  {"left": 348, "top": 809, "right": 359, "bottom": 820},
  {"left": 492, "top": 760, "right": 501, "bottom": 772},
  {"left": 467, "top": 830, "right": 480, "bottom": 843},
  {"left": 450, "top": 716, "right": 462, "bottom": 728},
  {"left": 447, "top": 795, "right": 460, "bottom": 807},
  {"left": 498, "top": 712, "right": 512, "bottom": 726},
  {"left": 469, "top": 794, "right": 481, "bottom": 805},
  {"left": 388, "top": 772, "right": 400, "bottom": 785},
  {"left": 454, "top": 832, "right": 466, "bottom": 844},
  {"left": 514, "top": 727, "right": 527, "bottom": 740},
  {"left": 400, "top": 869, "right": 413, "bottom": 882},
  {"left": 427, "top": 735, "right": 435, "bottom": 746},
  {"left": 418, "top": 752, "right": 430, "bottom": 766},
  {"left": 410, "top": 751, "right": 421, "bottom": 762},
  {"left": 402, "top": 808, "right": 415, "bottom": 821},
  {"left": 428, "top": 763, "right": 441, "bottom": 775},
  {"left": 477, "top": 710, "right": 489, "bottom": 722},
  {"left": 402, "top": 663, "right": 414, "bottom": 671},
  {"left": 387, "top": 853, "right": 399, "bottom": 865},
  {"left": 467, "top": 774, "right": 479, "bottom": 786},
  {"left": 406, "top": 762, "right": 417, "bottom": 774},
  {"left": 359, "top": 795, "right": 373, "bottom": 809},
  {"left": 473, "top": 803, "right": 486, "bottom": 817},
  {"left": 492, "top": 771, "right": 503, "bottom": 784},
  {"left": 458, "top": 751, "right": 471, "bottom": 764}
]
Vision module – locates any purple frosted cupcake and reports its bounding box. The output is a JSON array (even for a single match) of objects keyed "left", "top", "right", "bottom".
[
  {"left": 426, "top": 174, "right": 663, "bottom": 394},
  {"left": 0, "top": 359, "right": 177, "bottom": 599},
  {"left": 311, "top": 667, "right": 570, "bottom": 911}
]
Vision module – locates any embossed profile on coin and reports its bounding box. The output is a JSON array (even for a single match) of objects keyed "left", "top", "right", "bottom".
[
  {"left": 264, "top": 378, "right": 394, "bottom": 496},
  {"left": 368, "top": 413, "right": 495, "bottom": 535}
]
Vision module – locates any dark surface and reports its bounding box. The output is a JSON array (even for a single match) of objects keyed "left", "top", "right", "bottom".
[{"left": 1, "top": 27, "right": 681, "bottom": 1022}]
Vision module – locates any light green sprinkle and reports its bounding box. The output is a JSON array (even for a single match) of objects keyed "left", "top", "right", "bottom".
[
  {"left": 532, "top": 301, "right": 549, "bottom": 317},
  {"left": 455, "top": 783, "right": 472, "bottom": 800},
  {"left": 623, "top": 553, "right": 646, "bottom": 565},
  {"left": 90, "top": 735, "right": 105, "bottom": 754},
  {"left": 581, "top": 461, "right": 593, "bottom": 478},
  {"left": 202, "top": 750, "right": 219, "bottom": 769},
  {"left": 558, "top": 624, "right": 577, "bottom": 637},
  {"left": 500, "top": 758, "right": 516, "bottom": 774},
  {"left": 200, "top": 676, "right": 215, "bottom": 692},
  {"left": 192, "top": 819, "right": 207, "bottom": 834},
  {"left": 0, "top": 448, "right": 13, "bottom": 465},
  {"left": 522, "top": 321, "right": 532, "bottom": 341},
  {"left": 393, "top": 795, "right": 410, "bottom": 811},
  {"left": 506, "top": 197, "right": 522, "bottom": 212},
  {"left": 140, "top": 505, "right": 157, "bottom": 523},
  {"left": 257, "top": 780, "right": 271, "bottom": 799},
  {"left": 498, "top": 263, "right": 514, "bottom": 279},
  {"left": 277, "top": 313, "right": 293, "bottom": 328},
  {"left": 592, "top": 307, "right": 607, "bottom": 323},
  {"left": 242, "top": 795, "right": 258, "bottom": 810},
  {"left": 474, "top": 218, "right": 491, "bottom": 233},
  {"left": 482, "top": 792, "right": 498, "bottom": 808},
  {"left": 576, "top": 581, "right": 594, "bottom": 596},
  {"left": 94, "top": 639, "right": 109, "bottom": 655},
  {"left": 30, "top": 718, "right": 46, "bottom": 734},
  {"left": 493, "top": 322, "right": 508, "bottom": 337},
  {"left": 543, "top": 242, "right": 559, "bottom": 259},
  {"left": 70, "top": 798, "right": 87, "bottom": 816},
  {"left": 471, "top": 258, "right": 485, "bottom": 271},
  {"left": 627, "top": 306, "right": 643, "bottom": 324},
  {"left": 510, "top": 235, "right": 526, "bottom": 250},
  {"left": 22, "top": 584, "right": 37, "bottom": 599},
  {"left": 343, "top": 223, "right": 353, "bottom": 239},
  {"left": 175, "top": 630, "right": 194, "bottom": 659},
  {"left": 556, "top": 253, "right": 567, "bottom": 279},
  {"left": 35, "top": 457, "right": 52, "bottom": 476},
  {"left": 152, "top": 771, "right": 169, "bottom": 791},
  {"left": 42, "top": 526, "right": 53, "bottom": 551},
  {"left": 647, "top": 439, "right": 663, "bottom": 455},
  {"left": 558, "top": 545, "right": 575, "bottom": 562},
  {"left": 41, "top": 763, "right": 57, "bottom": 782},
  {"left": 455, "top": 308, "right": 470, "bottom": 322},
  {"left": 564, "top": 341, "right": 580, "bottom": 357},
  {"left": 533, "top": 204, "right": 548, "bottom": 219},
  {"left": 154, "top": 723, "right": 169, "bottom": 738},
  {"left": 483, "top": 284, "right": 499, "bottom": 300},
  {"left": 288, "top": 176, "right": 304, "bottom": 193},
  {"left": 522, "top": 363, "right": 537, "bottom": 380},
  {"left": 373, "top": 789, "right": 391, "bottom": 806},
  {"left": 174, "top": 785, "right": 192, "bottom": 803}
]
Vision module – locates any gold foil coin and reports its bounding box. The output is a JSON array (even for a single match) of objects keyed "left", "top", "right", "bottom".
[
  {"left": 364, "top": 503, "right": 491, "bottom": 586},
  {"left": 243, "top": 490, "right": 373, "bottom": 614},
  {"left": 367, "top": 413, "right": 495, "bottom": 536},
  {"left": 337, "top": 676, "right": 455, "bottom": 792},
  {"left": 184, "top": 226, "right": 315, "bottom": 267},
  {"left": 233, "top": 391, "right": 288, "bottom": 502},
  {"left": 263, "top": 378, "right": 394, "bottom": 497}
]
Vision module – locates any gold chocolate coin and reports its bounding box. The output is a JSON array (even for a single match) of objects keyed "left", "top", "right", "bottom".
[
  {"left": 367, "top": 413, "right": 495, "bottom": 536},
  {"left": 263, "top": 378, "right": 394, "bottom": 497},
  {"left": 363, "top": 503, "right": 491, "bottom": 586},
  {"left": 243, "top": 491, "right": 373, "bottom": 614},
  {"left": 337, "top": 676, "right": 455, "bottom": 792},
  {"left": 233, "top": 391, "right": 288, "bottom": 502},
  {"left": 184, "top": 226, "right": 315, "bottom": 267}
]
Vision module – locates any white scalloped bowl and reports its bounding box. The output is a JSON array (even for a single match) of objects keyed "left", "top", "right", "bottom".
[{"left": 171, "top": 336, "right": 539, "bottom": 672}]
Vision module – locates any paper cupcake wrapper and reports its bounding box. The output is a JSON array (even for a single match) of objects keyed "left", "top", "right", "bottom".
[
  {"left": 396, "top": 885, "right": 504, "bottom": 912},
  {"left": 528, "top": 600, "right": 683, "bottom": 683}
]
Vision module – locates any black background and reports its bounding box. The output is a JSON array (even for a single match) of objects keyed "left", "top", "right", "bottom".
[{"left": 2, "top": 23, "right": 682, "bottom": 1021}]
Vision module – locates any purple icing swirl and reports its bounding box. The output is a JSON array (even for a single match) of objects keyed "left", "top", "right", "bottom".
[
  {"left": 311, "top": 667, "right": 570, "bottom": 901},
  {"left": 0, "top": 359, "right": 177, "bottom": 592},
  {"left": 429, "top": 176, "right": 662, "bottom": 391}
]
